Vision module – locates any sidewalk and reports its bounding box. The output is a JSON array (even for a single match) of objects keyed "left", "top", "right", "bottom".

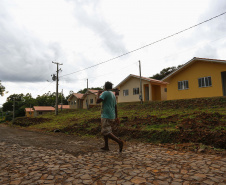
[{"left": 0, "top": 141, "right": 225, "bottom": 185}]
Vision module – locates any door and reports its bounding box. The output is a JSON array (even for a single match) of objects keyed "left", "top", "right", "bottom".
[
  {"left": 145, "top": 85, "right": 149, "bottom": 101},
  {"left": 222, "top": 71, "right": 226, "bottom": 96}
]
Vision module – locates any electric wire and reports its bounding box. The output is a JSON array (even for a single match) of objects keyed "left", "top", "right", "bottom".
[
  {"left": 60, "top": 11, "right": 226, "bottom": 78},
  {"left": 3, "top": 11, "right": 225, "bottom": 101}
]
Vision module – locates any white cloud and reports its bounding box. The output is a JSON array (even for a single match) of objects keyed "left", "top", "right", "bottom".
[{"left": 1, "top": 0, "right": 226, "bottom": 106}]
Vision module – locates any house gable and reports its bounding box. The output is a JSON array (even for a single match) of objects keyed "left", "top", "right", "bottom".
[{"left": 163, "top": 58, "right": 226, "bottom": 100}]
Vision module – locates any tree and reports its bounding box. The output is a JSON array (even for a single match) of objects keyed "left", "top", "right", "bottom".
[
  {"left": 59, "top": 92, "right": 68, "bottom": 105},
  {"left": 77, "top": 87, "right": 102, "bottom": 94},
  {"left": 0, "top": 81, "right": 5, "bottom": 96},
  {"left": 3, "top": 93, "right": 27, "bottom": 118},
  {"left": 36, "top": 91, "right": 56, "bottom": 106},
  {"left": 3, "top": 93, "right": 37, "bottom": 117},
  {"left": 150, "top": 65, "right": 183, "bottom": 80}
]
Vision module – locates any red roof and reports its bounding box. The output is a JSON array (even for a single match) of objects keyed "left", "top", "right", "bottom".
[
  {"left": 88, "top": 90, "right": 99, "bottom": 94},
  {"left": 33, "top": 106, "right": 55, "bottom": 111},
  {"left": 25, "top": 108, "right": 34, "bottom": 112},
  {"left": 58, "top": 105, "right": 70, "bottom": 109},
  {"left": 73, "top": 93, "right": 84, "bottom": 99}
]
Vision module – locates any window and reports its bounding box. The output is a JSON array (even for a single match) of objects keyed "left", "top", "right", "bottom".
[
  {"left": 39, "top": 112, "right": 42, "bottom": 115},
  {"left": 90, "top": 99, "right": 93, "bottom": 104},
  {"left": 133, "top": 88, "right": 139, "bottom": 95},
  {"left": 198, "top": 76, "right": 212, "bottom": 87},
  {"left": 164, "top": 88, "right": 167, "bottom": 92},
  {"left": 178, "top": 80, "right": 189, "bottom": 90},
  {"left": 123, "top": 89, "right": 129, "bottom": 96}
]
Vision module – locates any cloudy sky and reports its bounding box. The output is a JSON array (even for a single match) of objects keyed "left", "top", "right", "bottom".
[{"left": 1, "top": 0, "right": 226, "bottom": 106}]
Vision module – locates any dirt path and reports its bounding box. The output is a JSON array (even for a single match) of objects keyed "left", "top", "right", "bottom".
[
  {"left": 0, "top": 124, "right": 110, "bottom": 156},
  {"left": 0, "top": 124, "right": 226, "bottom": 185}
]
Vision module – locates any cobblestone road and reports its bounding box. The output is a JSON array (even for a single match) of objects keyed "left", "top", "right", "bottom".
[{"left": 0, "top": 140, "right": 225, "bottom": 185}]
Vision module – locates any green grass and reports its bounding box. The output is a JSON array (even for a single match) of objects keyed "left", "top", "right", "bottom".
[{"left": 13, "top": 96, "right": 226, "bottom": 133}]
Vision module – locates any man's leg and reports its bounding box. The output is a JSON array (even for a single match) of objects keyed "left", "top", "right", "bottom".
[
  {"left": 107, "top": 133, "right": 123, "bottom": 152},
  {"left": 101, "top": 135, "right": 109, "bottom": 151}
]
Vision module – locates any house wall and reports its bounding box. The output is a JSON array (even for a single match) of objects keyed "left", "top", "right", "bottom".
[
  {"left": 68, "top": 96, "right": 82, "bottom": 109},
  {"left": 34, "top": 111, "right": 53, "bottom": 117},
  {"left": 26, "top": 111, "right": 34, "bottom": 117},
  {"left": 118, "top": 78, "right": 143, "bottom": 103},
  {"left": 83, "top": 94, "right": 97, "bottom": 109},
  {"left": 165, "top": 61, "right": 226, "bottom": 100},
  {"left": 161, "top": 84, "right": 167, "bottom": 100}
]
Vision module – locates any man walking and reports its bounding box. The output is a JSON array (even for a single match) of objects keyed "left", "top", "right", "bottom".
[{"left": 96, "top": 81, "right": 123, "bottom": 152}]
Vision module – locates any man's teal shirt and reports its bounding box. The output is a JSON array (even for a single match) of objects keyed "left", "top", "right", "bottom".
[{"left": 99, "top": 91, "right": 116, "bottom": 119}]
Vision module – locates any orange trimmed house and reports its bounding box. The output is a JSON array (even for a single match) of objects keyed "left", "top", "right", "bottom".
[
  {"left": 33, "top": 106, "right": 55, "bottom": 117},
  {"left": 162, "top": 57, "right": 226, "bottom": 100},
  {"left": 25, "top": 108, "right": 34, "bottom": 117},
  {"left": 115, "top": 74, "right": 168, "bottom": 103}
]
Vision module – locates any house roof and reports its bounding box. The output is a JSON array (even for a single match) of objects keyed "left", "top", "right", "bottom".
[
  {"left": 162, "top": 57, "right": 226, "bottom": 81},
  {"left": 68, "top": 93, "right": 84, "bottom": 101},
  {"left": 25, "top": 108, "right": 34, "bottom": 112},
  {"left": 83, "top": 89, "right": 100, "bottom": 98},
  {"left": 115, "top": 74, "right": 168, "bottom": 88},
  {"left": 58, "top": 105, "right": 70, "bottom": 109},
  {"left": 88, "top": 89, "right": 99, "bottom": 94},
  {"left": 33, "top": 106, "right": 55, "bottom": 111}
]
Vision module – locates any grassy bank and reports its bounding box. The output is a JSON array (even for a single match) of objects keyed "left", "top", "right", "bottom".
[{"left": 12, "top": 97, "right": 226, "bottom": 149}]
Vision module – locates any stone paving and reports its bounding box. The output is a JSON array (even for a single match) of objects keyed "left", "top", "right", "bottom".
[{"left": 0, "top": 142, "right": 225, "bottom": 185}]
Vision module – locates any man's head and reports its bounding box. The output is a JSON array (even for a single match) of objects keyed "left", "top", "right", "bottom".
[{"left": 104, "top": 81, "right": 113, "bottom": 90}]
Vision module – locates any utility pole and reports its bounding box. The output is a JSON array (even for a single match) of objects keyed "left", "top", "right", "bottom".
[
  {"left": 52, "top": 61, "right": 63, "bottom": 115},
  {"left": 139, "top": 60, "right": 143, "bottom": 104},
  {"left": 86, "top": 79, "right": 89, "bottom": 109}
]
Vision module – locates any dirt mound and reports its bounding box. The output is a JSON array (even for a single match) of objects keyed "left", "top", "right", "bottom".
[
  {"left": 178, "top": 112, "right": 225, "bottom": 130},
  {"left": 12, "top": 117, "right": 51, "bottom": 127}
]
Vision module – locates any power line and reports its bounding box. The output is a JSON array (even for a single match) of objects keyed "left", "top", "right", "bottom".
[{"left": 60, "top": 11, "right": 226, "bottom": 78}]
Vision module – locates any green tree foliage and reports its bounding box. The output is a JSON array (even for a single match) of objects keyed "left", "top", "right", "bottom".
[
  {"left": 3, "top": 93, "right": 36, "bottom": 118},
  {"left": 77, "top": 87, "right": 102, "bottom": 94},
  {"left": 36, "top": 91, "right": 56, "bottom": 106},
  {"left": 150, "top": 67, "right": 177, "bottom": 80},
  {"left": 150, "top": 65, "right": 183, "bottom": 80},
  {"left": 2, "top": 92, "right": 68, "bottom": 120},
  {"left": 0, "top": 80, "right": 5, "bottom": 96}
]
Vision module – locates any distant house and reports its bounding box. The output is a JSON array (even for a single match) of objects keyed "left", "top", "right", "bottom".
[
  {"left": 68, "top": 90, "right": 118, "bottom": 109},
  {"left": 68, "top": 93, "right": 84, "bottom": 109},
  {"left": 115, "top": 74, "right": 168, "bottom": 103},
  {"left": 82, "top": 90, "right": 99, "bottom": 109},
  {"left": 25, "top": 108, "right": 34, "bottom": 117},
  {"left": 33, "top": 106, "right": 55, "bottom": 117},
  {"left": 162, "top": 57, "right": 226, "bottom": 100}
]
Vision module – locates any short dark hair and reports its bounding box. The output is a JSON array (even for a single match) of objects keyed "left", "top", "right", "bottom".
[{"left": 104, "top": 81, "right": 113, "bottom": 90}]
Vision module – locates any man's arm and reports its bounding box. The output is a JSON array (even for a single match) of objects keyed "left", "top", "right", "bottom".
[{"left": 96, "top": 90, "right": 104, "bottom": 104}]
